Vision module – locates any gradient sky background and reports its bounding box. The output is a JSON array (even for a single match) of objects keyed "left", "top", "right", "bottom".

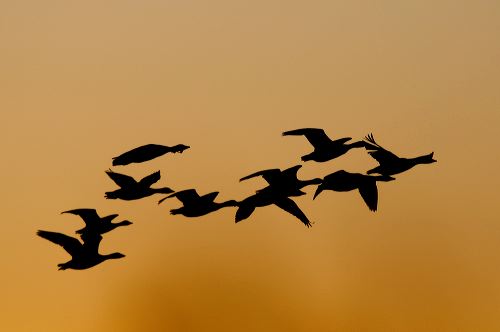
[{"left": 2, "top": 1, "right": 500, "bottom": 331}]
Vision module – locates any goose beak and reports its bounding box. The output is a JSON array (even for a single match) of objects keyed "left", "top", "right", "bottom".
[{"left": 430, "top": 152, "right": 437, "bottom": 162}]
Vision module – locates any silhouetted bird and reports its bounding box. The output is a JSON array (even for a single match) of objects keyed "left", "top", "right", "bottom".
[
  {"left": 158, "top": 189, "right": 238, "bottom": 217},
  {"left": 112, "top": 143, "right": 190, "bottom": 166},
  {"left": 283, "top": 128, "right": 366, "bottom": 162},
  {"left": 61, "top": 208, "right": 132, "bottom": 235},
  {"left": 37, "top": 230, "right": 125, "bottom": 270},
  {"left": 236, "top": 187, "right": 313, "bottom": 227},
  {"left": 313, "top": 170, "right": 394, "bottom": 211},
  {"left": 364, "top": 133, "right": 437, "bottom": 176},
  {"left": 240, "top": 165, "right": 321, "bottom": 197},
  {"left": 105, "top": 170, "right": 174, "bottom": 200}
]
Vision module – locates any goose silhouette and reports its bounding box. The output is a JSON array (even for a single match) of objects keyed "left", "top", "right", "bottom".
[
  {"left": 112, "top": 143, "right": 190, "bottom": 166},
  {"left": 61, "top": 208, "right": 132, "bottom": 235},
  {"left": 240, "top": 165, "right": 321, "bottom": 197},
  {"left": 37, "top": 230, "right": 125, "bottom": 270},
  {"left": 364, "top": 134, "right": 437, "bottom": 176},
  {"left": 283, "top": 128, "right": 366, "bottom": 162},
  {"left": 236, "top": 187, "right": 313, "bottom": 227},
  {"left": 313, "top": 170, "right": 394, "bottom": 211},
  {"left": 105, "top": 169, "right": 174, "bottom": 200},
  {"left": 158, "top": 189, "right": 238, "bottom": 217}
]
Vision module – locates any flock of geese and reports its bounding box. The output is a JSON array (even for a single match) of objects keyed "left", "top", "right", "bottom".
[{"left": 37, "top": 128, "right": 436, "bottom": 270}]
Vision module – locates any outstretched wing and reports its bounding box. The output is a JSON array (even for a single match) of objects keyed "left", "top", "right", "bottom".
[
  {"left": 364, "top": 133, "right": 400, "bottom": 164},
  {"left": 240, "top": 168, "right": 281, "bottom": 184},
  {"left": 139, "top": 170, "right": 161, "bottom": 188},
  {"left": 201, "top": 191, "right": 219, "bottom": 202},
  {"left": 281, "top": 165, "right": 302, "bottom": 181},
  {"left": 61, "top": 208, "right": 100, "bottom": 227},
  {"left": 282, "top": 128, "right": 332, "bottom": 149},
  {"left": 274, "top": 197, "right": 312, "bottom": 227},
  {"left": 358, "top": 182, "right": 378, "bottom": 212},
  {"left": 37, "top": 230, "right": 82, "bottom": 256},
  {"left": 105, "top": 170, "right": 138, "bottom": 188},
  {"left": 159, "top": 189, "right": 200, "bottom": 205}
]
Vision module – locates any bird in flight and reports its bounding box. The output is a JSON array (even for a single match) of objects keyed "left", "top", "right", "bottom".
[
  {"left": 37, "top": 230, "right": 125, "bottom": 270},
  {"left": 313, "top": 170, "right": 394, "bottom": 211},
  {"left": 61, "top": 208, "right": 132, "bottom": 235},
  {"left": 236, "top": 187, "right": 313, "bottom": 227},
  {"left": 240, "top": 164, "right": 321, "bottom": 197},
  {"left": 104, "top": 169, "right": 174, "bottom": 200},
  {"left": 283, "top": 128, "right": 366, "bottom": 162},
  {"left": 158, "top": 189, "right": 238, "bottom": 218},
  {"left": 112, "top": 143, "right": 190, "bottom": 166},
  {"left": 363, "top": 133, "right": 436, "bottom": 176}
]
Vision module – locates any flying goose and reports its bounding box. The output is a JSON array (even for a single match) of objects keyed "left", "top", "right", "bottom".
[
  {"left": 283, "top": 128, "right": 366, "bottom": 162},
  {"left": 112, "top": 143, "right": 190, "bottom": 166},
  {"left": 364, "top": 133, "right": 436, "bottom": 176},
  {"left": 158, "top": 189, "right": 238, "bottom": 217},
  {"left": 61, "top": 208, "right": 132, "bottom": 235},
  {"left": 240, "top": 165, "right": 321, "bottom": 197},
  {"left": 313, "top": 170, "right": 394, "bottom": 211},
  {"left": 105, "top": 169, "right": 174, "bottom": 200},
  {"left": 235, "top": 187, "right": 313, "bottom": 227},
  {"left": 37, "top": 230, "right": 125, "bottom": 270}
]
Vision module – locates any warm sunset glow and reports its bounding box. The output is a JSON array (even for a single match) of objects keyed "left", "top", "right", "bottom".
[{"left": 2, "top": 1, "right": 500, "bottom": 331}]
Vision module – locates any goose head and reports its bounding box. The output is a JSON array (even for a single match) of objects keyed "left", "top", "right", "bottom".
[
  {"left": 117, "top": 220, "right": 133, "bottom": 226},
  {"left": 105, "top": 252, "right": 126, "bottom": 260},
  {"left": 420, "top": 152, "right": 437, "bottom": 164}
]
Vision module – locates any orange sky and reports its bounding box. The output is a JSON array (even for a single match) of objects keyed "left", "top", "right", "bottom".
[{"left": 2, "top": 1, "right": 500, "bottom": 331}]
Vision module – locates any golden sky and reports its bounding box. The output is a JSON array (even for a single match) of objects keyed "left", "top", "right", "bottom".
[{"left": 2, "top": 1, "right": 500, "bottom": 331}]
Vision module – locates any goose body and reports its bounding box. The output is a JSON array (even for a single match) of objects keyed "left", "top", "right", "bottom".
[
  {"left": 37, "top": 230, "right": 125, "bottom": 270},
  {"left": 159, "top": 189, "right": 238, "bottom": 218},
  {"left": 112, "top": 143, "right": 190, "bottom": 166},
  {"left": 105, "top": 170, "right": 174, "bottom": 200},
  {"left": 314, "top": 170, "right": 394, "bottom": 211},
  {"left": 61, "top": 208, "right": 132, "bottom": 235},
  {"left": 364, "top": 134, "right": 436, "bottom": 176},
  {"left": 283, "top": 128, "right": 365, "bottom": 162}
]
